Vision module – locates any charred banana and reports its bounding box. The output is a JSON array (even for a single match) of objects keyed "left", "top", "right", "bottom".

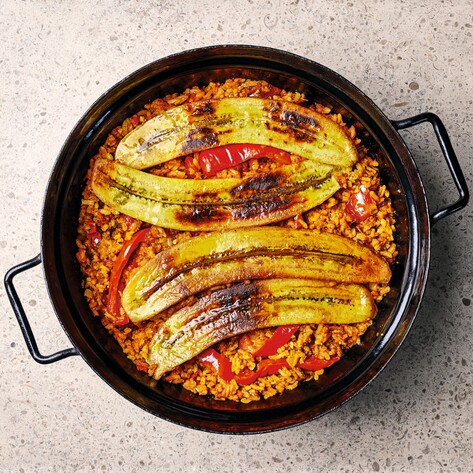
[
  {"left": 115, "top": 98, "right": 358, "bottom": 170},
  {"left": 147, "top": 279, "right": 376, "bottom": 380},
  {"left": 122, "top": 227, "right": 391, "bottom": 323},
  {"left": 91, "top": 157, "right": 340, "bottom": 231}
]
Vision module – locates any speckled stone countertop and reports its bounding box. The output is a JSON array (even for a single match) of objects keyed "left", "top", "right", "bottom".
[{"left": 1, "top": 0, "right": 472, "bottom": 471}]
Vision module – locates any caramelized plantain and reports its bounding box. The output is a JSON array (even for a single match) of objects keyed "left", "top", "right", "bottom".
[
  {"left": 115, "top": 97, "right": 358, "bottom": 170},
  {"left": 147, "top": 279, "right": 376, "bottom": 380},
  {"left": 91, "top": 157, "right": 340, "bottom": 231},
  {"left": 122, "top": 227, "right": 391, "bottom": 323}
]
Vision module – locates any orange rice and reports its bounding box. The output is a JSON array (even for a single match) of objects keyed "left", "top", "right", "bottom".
[{"left": 76, "top": 78, "right": 397, "bottom": 403}]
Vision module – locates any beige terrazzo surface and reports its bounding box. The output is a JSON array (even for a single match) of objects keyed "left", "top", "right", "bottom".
[{"left": 1, "top": 0, "right": 472, "bottom": 471}]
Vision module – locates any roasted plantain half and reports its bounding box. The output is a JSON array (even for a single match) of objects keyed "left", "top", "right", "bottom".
[
  {"left": 115, "top": 97, "right": 358, "bottom": 170},
  {"left": 122, "top": 227, "right": 391, "bottom": 323},
  {"left": 147, "top": 279, "right": 377, "bottom": 380}
]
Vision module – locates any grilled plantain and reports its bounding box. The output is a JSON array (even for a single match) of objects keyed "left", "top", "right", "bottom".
[
  {"left": 122, "top": 227, "right": 391, "bottom": 323},
  {"left": 115, "top": 97, "right": 358, "bottom": 170},
  {"left": 91, "top": 157, "right": 340, "bottom": 231},
  {"left": 147, "top": 279, "right": 376, "bottom": 380}
]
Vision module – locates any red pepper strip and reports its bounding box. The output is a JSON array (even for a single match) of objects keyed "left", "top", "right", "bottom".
[
  {"left": 198, "top": 144, "right": 291, "bottom": 177},
  {"left": 253, "top": 325, "right": 300, "bottom": 357},
  {"left": 107, "top": 228, "right": 151, "bottom": 325},
  {"left": 297, "top": 355, "right": 340, "bottom": 371},
  {"left": 235, "top": 359, "right": 291, "bottom": 386},
  {"left": 197, "top": 347, "right": 340, "bottom": 385},
  {"left": 346, "top": 185, "right": 376, "bottom": 223},
  {"left": 197, "top": 348, "right": 234, "bottom": 382}
]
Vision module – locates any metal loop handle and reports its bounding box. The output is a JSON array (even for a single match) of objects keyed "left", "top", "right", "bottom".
[
  {"left": 391, "top": 112, "right": 469, "bottom": 226},
  {"left": 4, "top": 254, "right": 79, "bottom": 364}
]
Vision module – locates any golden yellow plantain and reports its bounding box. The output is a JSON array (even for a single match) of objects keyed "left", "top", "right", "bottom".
[
  {"left": 122, "top": 227, "right": 391, "bottom": 323},
  {"left": 91, "top": 157, "right": 340, "bottom": 231},
  {"left": 147, "top": 279, "right": 377, "bottom": 380},
  {"left": 115, "top": 97, "right": 358, "bottom": 170}
]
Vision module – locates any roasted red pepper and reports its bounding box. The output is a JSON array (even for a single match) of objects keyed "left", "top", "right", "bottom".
[
  {"left": 198, "top": 348, "right": 234, "bottom": 381},
  {"left": 346, "top": 185, "right": 376, "bottom": 222},
  {"left": 197, "top": 344, "right": 339, "bottom": 385},
  {"left": 297, "top": 355, "right": 340, "bottom": 371},
  {"left": 253, "top": 325, "right": 300, "bottom": 357},
  {"left": 107, "top": 227, "right": 150, "bottom": 325},
  {"left": 235, "top": 358, "right": 291, "bottom": 385},
  {"left": 198, "top": 144, "right": 291, "bottom": 177}
]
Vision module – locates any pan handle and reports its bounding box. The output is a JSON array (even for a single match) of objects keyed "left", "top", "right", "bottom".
[
  {"left": 391, "top": 112, "right": 469, "bottom": 226},
  {"left": 4, "top": 254, "right": 79, "bottom": 364}
]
